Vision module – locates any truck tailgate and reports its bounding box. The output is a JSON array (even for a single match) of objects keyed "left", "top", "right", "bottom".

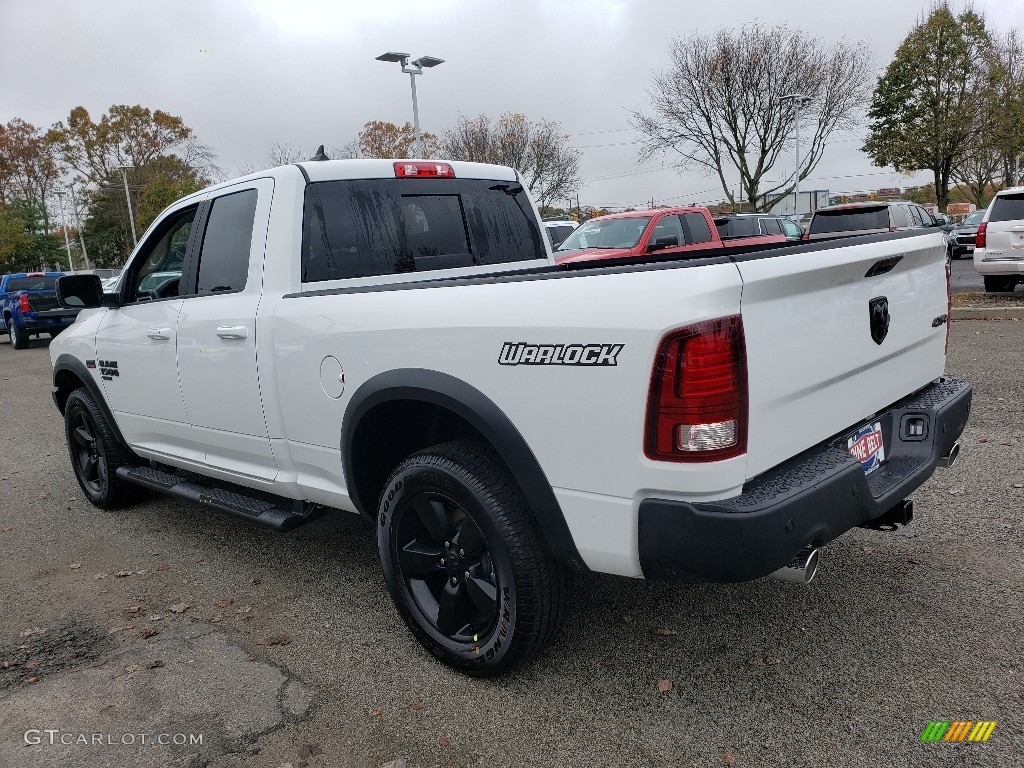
[{"left": 735, "top": 232, "right": 948, "bottom": 479}]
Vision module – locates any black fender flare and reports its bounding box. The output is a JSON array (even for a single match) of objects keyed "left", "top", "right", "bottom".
[
  {"left": 342, "top": 368, "right": 587, "bottom": 570},
  {"left": 51, "top": 354, "right": 134, "bottom": 456}
]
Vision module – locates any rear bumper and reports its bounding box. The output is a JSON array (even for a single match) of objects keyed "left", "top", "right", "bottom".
[
  {"left": 17, "top": 310, "right": 78, "bottom": 333},
  {"left": 638, "top": 377, "right": 972, "bottom": 583},
  {"left": 973, "top": 250, "right": 1024, "bottom": 275}
]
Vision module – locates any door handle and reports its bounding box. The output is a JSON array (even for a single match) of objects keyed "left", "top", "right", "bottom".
[
  {"left": 147, "top": 328, "right": 172, "bottom": 340},
  {"left": 216, "top": 325, "right": 248, "bottom": 340}
]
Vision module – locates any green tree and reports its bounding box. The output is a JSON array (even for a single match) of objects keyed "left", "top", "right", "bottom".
[{"left": 862, "top": 4, "right": 992, "bottom": 209}]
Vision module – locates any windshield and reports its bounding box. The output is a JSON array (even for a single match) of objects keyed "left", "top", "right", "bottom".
[
  {"left": 5, "top": 276, "right": 59, "bottom": 291},
  {"left": 556, "top": 217, "right": 652, "bottom": 251},
  {"left": 963, "top": 211, "right": 984, "bottom": 226}
]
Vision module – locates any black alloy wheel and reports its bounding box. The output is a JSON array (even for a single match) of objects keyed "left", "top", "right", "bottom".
[
  {"left": 63, "top": 388, "right": 141, "bottom": 509},
  {"left": 377, "top": 440, "right": 570, "bottom": 676}
]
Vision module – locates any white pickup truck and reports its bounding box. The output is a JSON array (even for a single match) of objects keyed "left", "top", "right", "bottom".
[{"left": 50, "top": 158, "right": 971, "bottom": 675}]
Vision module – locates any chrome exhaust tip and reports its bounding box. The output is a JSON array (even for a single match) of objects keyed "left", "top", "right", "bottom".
[
  {"left": 938, "top": 441, "right": 961, "bottom": 469},
  {"left": 768, "top": 547, "right": 819, "bottom": 584}
]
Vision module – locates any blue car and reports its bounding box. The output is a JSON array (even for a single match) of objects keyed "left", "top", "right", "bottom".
[{"left": 1, "top": 272, "right": 81, "bottom": 349}]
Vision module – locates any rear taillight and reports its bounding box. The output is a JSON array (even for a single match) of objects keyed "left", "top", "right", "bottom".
[
  {"left": 976, "top": 222, "right": 987, "bottom": 249},
  {"left": 394, "top": 161, "right": 455, "bottom": 178},
  {"left": 644, "top": 316, "right": 747, "bottom": 462},
  {"left": 18, "top": 293, "right": 31, "bottom": 313}
]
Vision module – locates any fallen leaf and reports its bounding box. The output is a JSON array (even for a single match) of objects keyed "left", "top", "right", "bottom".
[
  {"left": 138, "top": 628, "right": 159, "bottom": 639},
  {"left": 69, "top": 563, "right": 82, "bottom": 569},
  {"left": 410, "top": 699, "right": 426, "bottom": 711},
  {"left": 907, "top": 557, "right": 922, "bottom": 565},
  {"left": 148, "top": 615, "right": 163, "bottom": 622},
  {"left": 246, "top": 655, "right": 255, "bottom": 662},
  {"left": 114, "top": 570, "right": 133, "bottom": 578},
  {"left": 169, "top": 602, "right": 191, "bottom": 614},
  {"left": 23, "top": 661, "right": 38, "bottom": 670},
  {"left": 126, "top": 606, "right": 143, "bottom": 615},
  {"left": 214, "top": 598, "right": 234, "bottom": 608},
  {"left": 147, "top": 660, "right": 165, "bottom": 669},
  {"left": 749, "top": 655, "right": 781, "bottom": 667},
  {"left": 438, "top": 737, "right": 451, "bottom": 747},
  {"left": 27, "top": 676, "right": 38, "bottom": 684},
  {"left": 277, "top": 764, "right": 294, "bottom": 768},
  {"left": 194, "top": 558, "right": 205, "bottom": 564},
  {"left": 90, "top": 658, "right": 108, "bottom": 668},
  {"left": 978, "top": 438, "right": 990, "bottom": 443},
  {"left": 721, "top": 750, "right": 737, "bottom": 765},
  {"left": 209, "top": 616, "right": 222, "bottom": 623},
  {"left": 1013, "top": 483, "right": 1024, "bottom": 489},
  {"left": 19, "top": 627, "right": 46, "bottom": 638},
  {"left": 259, "top": 634, "right": 292, "bottom": 647},
  {"left": 94, "top": 573, "right": 108, "bottom": 580},
  {"left": 298, "top": 745, "right": 323, "bottom": 759},
  {"left": 123, "top": 664, "right": 140, "bottom": 674},
  {"left": 656, "top": 679, "right": 673, "bottom": 693},
  {"left": 380, "top": 759, "right": 408, "bottom": 768},
  {"left": 370, "top": 708, "right": 381, "bottom": 717},
  {"left": 652, "top": 628, "right": 678, "bottom": 637},
  {"left": 156, "top": 564, "right": 170, "bottom": 572},
  {"left": 0, "top": 527, "right": 13, "bottom": 533},
  {"left": 135, "top": 570, "right": 149, "bottom": 575},
  {"left": 236, "top": 606, "right": 252, "bottom": 614}
]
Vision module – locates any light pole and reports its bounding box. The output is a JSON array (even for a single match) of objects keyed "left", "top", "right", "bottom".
[
  {"left": 68, "top": 183, "right": 90, "bottom": 269},
  {"left": 53, "top": 189, "right": 74, "bottom": 271},
  {"left": 780, "top": 93, "right": 812, "bottom": 214},
  {"left": 116, "top": 165, "right": 138, "bottom": 247},
  {"left": 375, "top": 52, "right": 445, "bottom": 159}
]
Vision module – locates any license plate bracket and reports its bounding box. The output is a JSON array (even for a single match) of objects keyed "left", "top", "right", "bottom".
[{"left": 847, "top": 421, "right": 886, "bottom": 475}]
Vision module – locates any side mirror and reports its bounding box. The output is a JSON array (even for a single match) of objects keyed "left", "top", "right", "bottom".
[{"left": 56, "top": 274, "right": 104, "bottom": 309}]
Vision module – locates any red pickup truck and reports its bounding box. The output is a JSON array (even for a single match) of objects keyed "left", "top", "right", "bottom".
[{"left": 553, "top": 207, "right": 785, "bottom": 264}]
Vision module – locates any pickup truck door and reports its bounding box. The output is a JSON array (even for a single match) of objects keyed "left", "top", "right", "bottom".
[
  {"left": 174, "top": 180, "right": 278, "bottom": 480},
  {"left": 94, "top": 203, "right": 202, "bottom": 462}
]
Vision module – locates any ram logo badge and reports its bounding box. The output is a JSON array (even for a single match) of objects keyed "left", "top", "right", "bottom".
[{"left": 499, "top": 343, "right": 623, "bottom": 366}]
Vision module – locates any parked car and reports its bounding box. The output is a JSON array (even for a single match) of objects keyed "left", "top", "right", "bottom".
[
  {"left": 541, "top": 220, "right": 578, "bottom": 250},
  {"left": 0, "top": 271, "right": 80, "bottom": 349},
  {"left": 50, "top": 158, "right": 968, "bottom": 675},
  {"left": 947, "top": 210, "right": 986, "bottom": 260},
  {"left": 715, "top": 214, "right": 804, "bottom": 241},
  {"left": 554, "top": 207, "right": 784, "bottom": 265},
  {"left": 974, "top": 186, "right": 1024, "bottom": 292},
  {"left": 805, "top": 201, "right": 941, "bottom": 241}
]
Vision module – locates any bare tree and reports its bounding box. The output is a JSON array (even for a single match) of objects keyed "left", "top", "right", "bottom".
[
  {"left": 632, "top": 24, "right": 873, "bottom": 211},
  {"left": 440, "top": 113, "right": 580, "bottom": 208},
  {"left": 990, "top": 29, "right": 1024, "bottom": 188}
]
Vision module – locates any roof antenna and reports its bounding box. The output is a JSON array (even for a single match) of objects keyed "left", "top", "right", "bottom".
[{"left": 309, "top": 145, "right": 330, "bottom": 161}]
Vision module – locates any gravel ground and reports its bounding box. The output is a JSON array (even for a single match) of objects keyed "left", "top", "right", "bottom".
[{"left": 0, "top": 320, "right": 1021, "bottom": 768}]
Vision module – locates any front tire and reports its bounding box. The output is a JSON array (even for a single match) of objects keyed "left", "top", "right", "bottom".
[
  {"left": 64, "top": 388, "right": 141, "bottom": 509},
  {"left": 9, "top": 322, "right": 29, "bottom": 349},
  {"left": 377, "top": 440, "right": 570, "bottom": 676},
  {"left": 984, "top": 276, "right": 1017, "bottom": 293}
]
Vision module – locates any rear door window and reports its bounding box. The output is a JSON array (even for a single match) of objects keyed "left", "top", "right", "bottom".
[
  {"left": 990, "top": 193, "right": 1024, "bottom": 222},
  {"left": 809, "top": 207, "right": 889, "bottom": 234},
  {"left": 302, "top": 178, "right": 545, "bottom": 282},
  {"left": 759, "top": 218, "right": 782, "bottom": 235},
  {"left": 195, "top": 189, "right": 258, "bottom": 296},
  {"left": 681, "top": 213, "right": 713, "bottom": 244}
]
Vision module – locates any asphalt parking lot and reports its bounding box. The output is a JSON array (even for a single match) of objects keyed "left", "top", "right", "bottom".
[{"left": 0, "top": 320, "right": 1021, "bottom": 768}]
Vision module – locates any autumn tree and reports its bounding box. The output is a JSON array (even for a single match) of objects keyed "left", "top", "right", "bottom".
[
  {"left": 863, "top": 5, "right": 992, "bottom": 209},
  {"left": 440, "top": 113, "right": 581, "bottom": 208},
  {"left": 989, "top": 29, "right": 1024, "bottom": 188},
  {"left": 358, "top": 121, "right": 438, "bottom": 159},
  {"left": 632, "top": 24, "right": 872, "bottom": 211},
  {"left": 48, "top": 105, "right": 215, "bottom": 263}
]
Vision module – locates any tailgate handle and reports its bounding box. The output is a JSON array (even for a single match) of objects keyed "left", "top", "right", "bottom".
[
  {"left": 864, "top": 255, "right": 903, "bottom": 278},
  {"left": 146, "top": 327, "right": 172, "bottom": 340},
  {"left": 216, "top": 325, "right": 248, "bottom": 340}
]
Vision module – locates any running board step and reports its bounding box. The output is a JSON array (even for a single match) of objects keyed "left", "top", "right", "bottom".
[{"left": 115, "top": 465, "right": 324, "bottom": 532}]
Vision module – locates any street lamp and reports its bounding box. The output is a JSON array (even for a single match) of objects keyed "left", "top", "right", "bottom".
[
  {"left": 375, "top": 51, "right": 445, "bottom": 159},
  {"left": 779, "top": 93, "right": 812, "bottom": 215},
  {"left": 115, "top": 165, "right": 139, "bottom": 247}
]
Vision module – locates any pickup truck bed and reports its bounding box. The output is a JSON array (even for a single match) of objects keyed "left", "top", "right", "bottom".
[{"left": 49, "top": 159, "right": 970, "bottom": 675}]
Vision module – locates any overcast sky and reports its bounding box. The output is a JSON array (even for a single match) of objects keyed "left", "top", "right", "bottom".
[{"left": 3, "top": 0, "right": 1022, "bottom": 209}]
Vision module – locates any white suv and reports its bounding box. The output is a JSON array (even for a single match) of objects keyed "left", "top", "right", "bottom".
[{"left": 974, "top": 187, "right": 1024, "bottom": 292}]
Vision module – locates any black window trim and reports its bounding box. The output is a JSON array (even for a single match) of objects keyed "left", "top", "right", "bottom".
[
  {"left": 183, "top": 187, "right": 260, "bottom": 299},
  {"left": 119, "top": 202, "right": 204, "bottom": 306}
]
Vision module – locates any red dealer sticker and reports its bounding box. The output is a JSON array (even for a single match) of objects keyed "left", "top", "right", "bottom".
[{"left": 848, "top": 421, "right": 886, "bottom": 474}]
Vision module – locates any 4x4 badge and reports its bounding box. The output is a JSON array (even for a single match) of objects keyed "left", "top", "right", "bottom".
[{"left": 869, "top": 296, "right": 890, "bottom": 345}]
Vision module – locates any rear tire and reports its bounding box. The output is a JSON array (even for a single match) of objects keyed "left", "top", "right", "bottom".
[
  {"left": 9, "top": 322, "right": 29, "bottom": 349},
  {"left": 377, "top": 440, "right": 570, "bottom": 676},
  {"left": 64, "top": 388, "right": 142, "bottom": 509},
  {"left": 984, "top": 276, "right": 1018, "bottom": 293}
]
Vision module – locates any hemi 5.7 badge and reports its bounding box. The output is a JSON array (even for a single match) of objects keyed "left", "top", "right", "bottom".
[{"left": 499, "top": 343, "right": 623, "bottom": 366}]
